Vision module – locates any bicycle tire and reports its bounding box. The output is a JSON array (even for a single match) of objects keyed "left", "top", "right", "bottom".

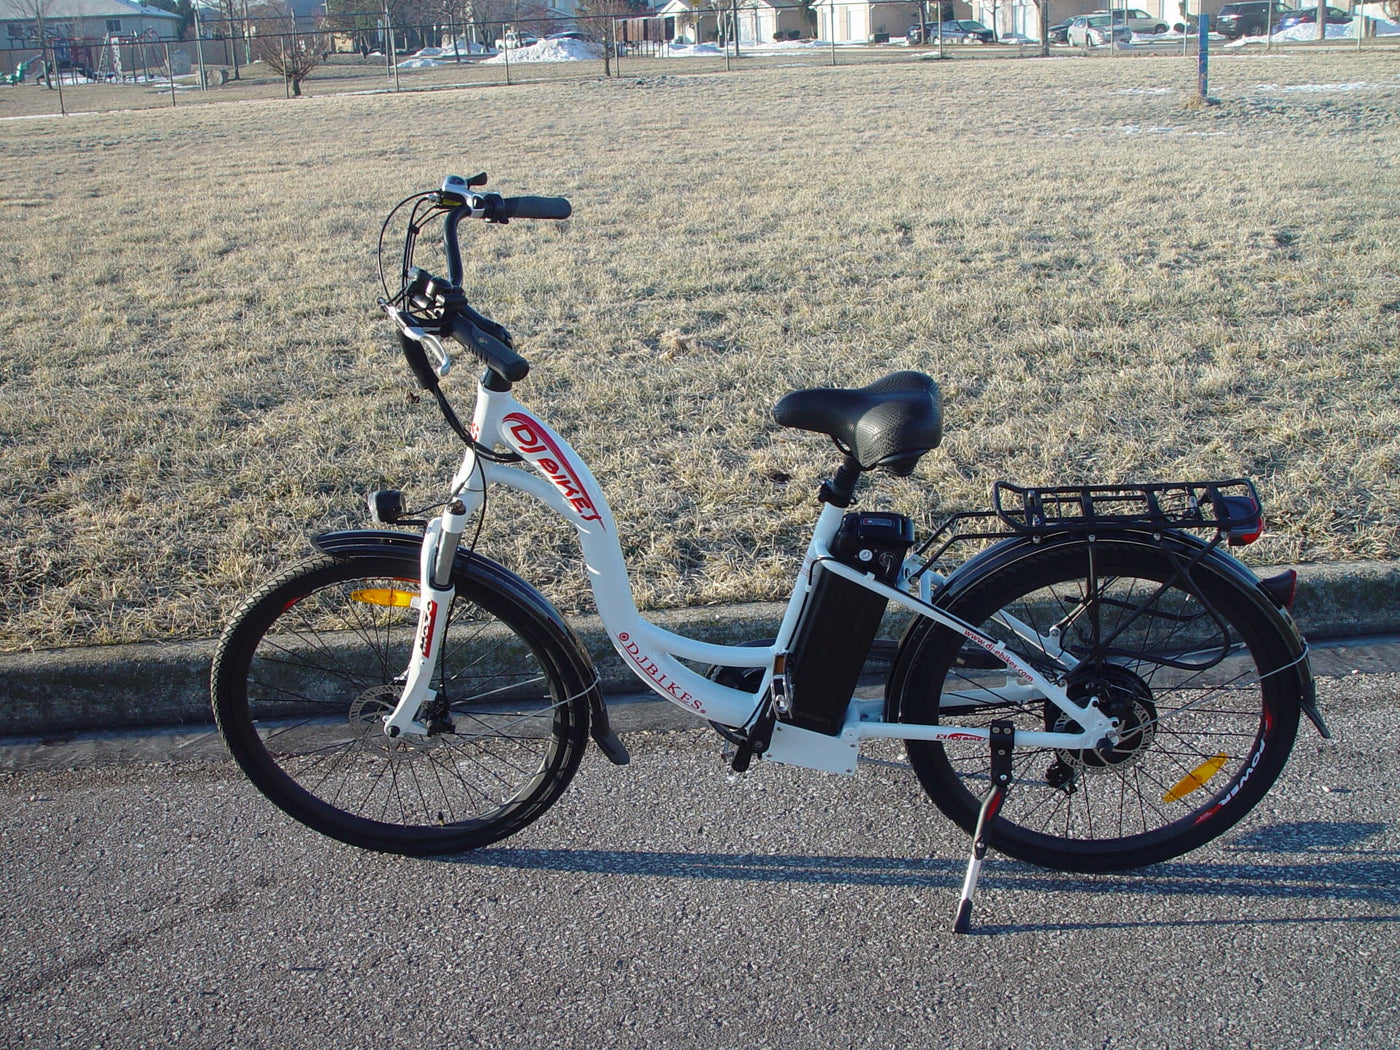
[
  {"left": 894, "top": 536, "right": 1302, "bottom": 873},
  {"left": 211, "top": 551, "right": 591, "bottom": 855}
]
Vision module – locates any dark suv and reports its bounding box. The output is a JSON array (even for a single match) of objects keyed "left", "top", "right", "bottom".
[{"left": 1215, "top": 1, "right": 1292, "bottom": 37}]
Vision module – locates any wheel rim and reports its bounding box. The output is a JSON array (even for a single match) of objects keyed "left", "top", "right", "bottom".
[{"left": 236, "top": 570, "right": 570, "bottom": 837}]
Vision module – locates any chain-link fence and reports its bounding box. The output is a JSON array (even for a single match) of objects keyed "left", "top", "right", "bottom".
[{"left": 2, "top": 4, "right": 1395, "bottom": 117}]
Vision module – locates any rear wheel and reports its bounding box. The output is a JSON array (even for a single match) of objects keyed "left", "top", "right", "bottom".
[
  {"left": 211, "top": 552, "right": 590, "bottom": 855},
  {"left": 897, "top": 538, "right": 1301, "bottom": 872}
]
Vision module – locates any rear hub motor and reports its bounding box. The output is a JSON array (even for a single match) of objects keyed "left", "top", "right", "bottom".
[{"left": 1047, "top": 665, "right": 1158, "bottom": 786}]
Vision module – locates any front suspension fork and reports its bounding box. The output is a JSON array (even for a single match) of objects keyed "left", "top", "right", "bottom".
[{"left": 381, "top": 500, "right": 473, "bottom": 738}]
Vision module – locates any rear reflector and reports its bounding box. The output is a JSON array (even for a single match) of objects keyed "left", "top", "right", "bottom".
[{"left": 1259, "top": 569, "right": 1298, "bottom": 610}]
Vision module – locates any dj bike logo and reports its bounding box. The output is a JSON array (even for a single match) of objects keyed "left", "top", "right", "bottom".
[{"left": 503, "top": 413, "right": 604, "bottom": 526}]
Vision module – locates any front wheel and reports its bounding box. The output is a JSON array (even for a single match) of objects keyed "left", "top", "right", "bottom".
[
  {"left": 895, "top": 537, "right": 1302, "bottom": 873},
  {"left": 211, "top": 552, "right": 591, "bottom": 855}
]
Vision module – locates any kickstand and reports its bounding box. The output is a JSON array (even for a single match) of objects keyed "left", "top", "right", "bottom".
[{"left": 953, "top": 720, "right": 1014, "bottom": 935}]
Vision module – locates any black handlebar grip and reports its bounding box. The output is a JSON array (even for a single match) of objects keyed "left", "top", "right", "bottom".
[
  {"left": 448, "top": 314, "right": 530, "bottom": 383},
  {"left": 503, "top": 196, "right": 572, "bottom": 221}
]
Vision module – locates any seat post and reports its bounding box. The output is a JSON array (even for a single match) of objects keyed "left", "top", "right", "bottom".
[{"left": 819, "top": 455, "right": 864, "bottom": 508}]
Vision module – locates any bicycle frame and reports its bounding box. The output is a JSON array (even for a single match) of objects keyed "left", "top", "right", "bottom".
[{"left": 379, "top": 371, "right": 1120, "bottom": 773}]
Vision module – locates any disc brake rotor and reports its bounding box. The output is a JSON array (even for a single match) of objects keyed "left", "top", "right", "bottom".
[{"left": 1052, "top": 665, "right": 1159, "bottom": 775}]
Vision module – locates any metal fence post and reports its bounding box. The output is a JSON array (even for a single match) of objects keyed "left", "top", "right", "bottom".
[
  {"left": 47, "top": 44, "right": 66, "bottom": 116},
  {"left": 192, "top": 5, "right": 208, "bottom": 88},
  {"left": 1196, "top": 12, "right": 1208, "bottom": 102}
]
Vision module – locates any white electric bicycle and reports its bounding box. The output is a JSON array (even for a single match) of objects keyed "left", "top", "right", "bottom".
[{"left": 211, "top": 174, "right": 1328, "bottom": 931}]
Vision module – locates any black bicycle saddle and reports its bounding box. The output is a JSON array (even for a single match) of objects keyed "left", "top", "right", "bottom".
[{"left": 773, "top": 371, "right": 942, "bottom": 476}]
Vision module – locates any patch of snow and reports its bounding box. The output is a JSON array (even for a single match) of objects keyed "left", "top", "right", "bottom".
[
  {"left": 662, "top": 43, "right": 726, "bottom": 57},
  {"left": 1272, "top": 21, "right": 1358, "bottom": 41},
  {"left": 438, "top": 38, "right": 495, "bottom": 55},
  {"left": 1157, "top": 28, "right": 1229, "bottom": 40},
  {"left": 1247, "top": 17, "right": 1399, "bottom": 43},
  {"left": 1257, "top": 80, "right": 1383, "bottom": 93},
  {"left": 482, "top": 37, "right": 603, "bottom": 63},
  {"left": 735, "top": 38, "right": 829, "bottom": 52}
]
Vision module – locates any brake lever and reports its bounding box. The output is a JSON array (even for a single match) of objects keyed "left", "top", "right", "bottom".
[{"left": 381, "top": 301, "right": 453, "bottom": 378}]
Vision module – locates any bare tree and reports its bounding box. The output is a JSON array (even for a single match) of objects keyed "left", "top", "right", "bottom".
[
  {"left": 12, "top": 0, "right": 56, "bottom": 87},
  {"left": 1030, "top": 0, "right": 1049, "bottom": 55},
  {"left": 250, "top": 3, "right": 323, "bottom": 96}
]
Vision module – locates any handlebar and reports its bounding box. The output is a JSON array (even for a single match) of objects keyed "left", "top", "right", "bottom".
[
  {"left": 501, "top": 195, "right": 573, "bottom": 221},
  {"left": 446, "top": 310, "right": 529, "bottom": 384},
  {"left": 441, "top": 196, "right": 570, "bottom": 287},
  {"left": 384, "top": 173, "right": 571, "bottom": 388}
]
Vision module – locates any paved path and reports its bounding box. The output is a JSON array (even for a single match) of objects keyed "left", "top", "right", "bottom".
[{"left": 2, "top": 647, "right": 1398, "bottom": 1048}]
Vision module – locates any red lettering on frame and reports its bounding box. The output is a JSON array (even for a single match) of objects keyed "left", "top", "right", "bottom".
[
  {"left": 419, "top": 600, "right": 439, "bottom": 658},
  {"left": 503, "top": 412, "right": 604, "bottom": 527},
  {"left": 615, "top": 633, "right": 703, "bottom": 712}
]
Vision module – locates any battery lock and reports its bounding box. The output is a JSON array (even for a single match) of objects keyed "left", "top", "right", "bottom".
[{"left": 832, "top": 513, "right": 915, "bottom": 584}]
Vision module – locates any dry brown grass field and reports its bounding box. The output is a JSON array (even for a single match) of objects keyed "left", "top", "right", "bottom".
[{"left": 2, "top": 51, "right": 1398, "bottom": 653}]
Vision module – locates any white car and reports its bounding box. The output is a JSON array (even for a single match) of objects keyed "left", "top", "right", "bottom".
[
  {"left": 1089, "top": 7, "right": 1170, "bottom": 33},
  {"left": 1066, "top": 13, "right": 1133, "bottom": 45}
]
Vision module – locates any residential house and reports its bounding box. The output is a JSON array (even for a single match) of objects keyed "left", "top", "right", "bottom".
[
  {"left": 2, "top": 0, "right": 181, "bottom": 45},
  {"left": 656, "top": 0, "right": 719, "bottom": 44},
  {"left": 735, "top": 0, "right": 812, "bottom": 42},
  {"left": 812, "top": 0, "right": 925, "bottom": 43},
  {"left": 2, "top": 0, "right": 181, "bottom": 75}
]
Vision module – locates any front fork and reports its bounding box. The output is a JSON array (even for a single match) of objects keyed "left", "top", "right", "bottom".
[{"left": 381, "top": 499, "right": 476, "bottom": 738}]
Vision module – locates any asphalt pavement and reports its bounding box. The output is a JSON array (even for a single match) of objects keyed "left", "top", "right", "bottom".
[{"left": 1, "top": 638, "right": 1398, "bottom": 1048}]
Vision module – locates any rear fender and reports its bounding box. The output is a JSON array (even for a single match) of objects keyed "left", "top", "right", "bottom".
[
  {"left": 312, "top": 529, "right": 630, "bottom": 763},
  {"left": 887, "top": 530, "right": 1324, "bottom": 736}
]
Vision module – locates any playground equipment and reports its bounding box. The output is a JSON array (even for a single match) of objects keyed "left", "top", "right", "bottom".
[
  {"left": 1, "top": 58, "right": 38, "bottom": 85},
  {"left": 95, "top": 31, "right": 170, "bottom": 83}
]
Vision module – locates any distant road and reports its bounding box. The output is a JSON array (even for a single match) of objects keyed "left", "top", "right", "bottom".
[{"left": 2, "top": 665, "right": 1397, "bottom": 1048}]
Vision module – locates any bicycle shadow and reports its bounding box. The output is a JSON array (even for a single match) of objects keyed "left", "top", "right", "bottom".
[{"left": 446, "top": 820, "right": 1400, "bottom": 933}]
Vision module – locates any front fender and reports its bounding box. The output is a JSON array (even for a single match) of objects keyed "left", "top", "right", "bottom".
[{"left": 311, "top": 529, "right": 630, "bottom": 764}]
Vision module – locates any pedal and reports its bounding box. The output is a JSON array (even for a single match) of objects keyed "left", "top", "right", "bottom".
[{"left": 729, "top": 707, "right": 777, "bottom": 773}]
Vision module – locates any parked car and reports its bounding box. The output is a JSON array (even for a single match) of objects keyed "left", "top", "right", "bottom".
[
  {"left": 1275, "top": 6, "right": 1353, "bottom": 29},
  {"left": 1047, "top": 18, "right": 1076, "bottom": 43},
  {"left": 1214, "top": 1, "right": 1292, "bottom": 36},
  {"left": 1172, "top": 12, "right": 1218, "bottom": 32},
  {"left": 943, "top": 19, "right": 996, "bottom": 42},
  {"left": 1090, "top": 7, "right": 1170, "bottom": 33},
  {"left": 493, "top": 30, "right": 539, "bottom": 49},
  {"left": 1067, "top": 14, "right": 1132, "bottom": 46},
  {"left": 908, "top": 19, "right": 996, "bottom": 44}
]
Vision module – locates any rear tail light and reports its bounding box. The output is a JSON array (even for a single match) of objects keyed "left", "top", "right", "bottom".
[{"left": 1215, "top": 494, "right": 1264, "bottom": 546}]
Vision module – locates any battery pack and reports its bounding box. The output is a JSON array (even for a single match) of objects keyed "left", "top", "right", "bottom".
[{"left": 783, "top": 513, "right": 915, "bottom": 736}]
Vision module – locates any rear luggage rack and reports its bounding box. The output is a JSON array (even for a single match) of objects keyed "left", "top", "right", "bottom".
[
  {"left": 992, "top": 479, "right": 1263, "bottom": 544},
  {"left": 911, "top": 478, "right": 1265, "bottom": 584}
]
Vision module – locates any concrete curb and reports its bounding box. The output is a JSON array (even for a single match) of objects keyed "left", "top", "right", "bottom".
[{"left": 2, "top": 560, "right": 1397, "bottom": 738}]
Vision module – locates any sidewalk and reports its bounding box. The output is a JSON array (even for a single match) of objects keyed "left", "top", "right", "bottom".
[{"left": 1, "top": 559, "right": 1397, "bottom": 740}]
